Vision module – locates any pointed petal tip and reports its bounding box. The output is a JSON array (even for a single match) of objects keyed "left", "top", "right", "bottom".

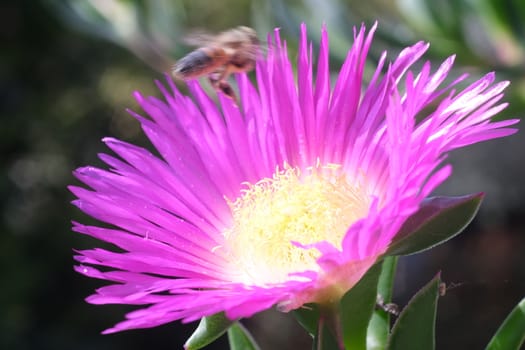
[
  {"left": 443, "top": 54, "right": 456, "bottom": 67},
  {"left": 67, "top": 184, "right": 80, "bottom": 195},
  {"left": 101, "top": 136, "right": 119, "bottom": 144},
  {"left": 101, "top": 328, "right": 117, "bottom": 335},
  {"left": 498, "top": 80, "right": 511, "bottom": 90},
  {"left": 132, "top": 91, "right": 144, "bottom": 102},
  {"left": 73, "top": 165, "right": 97, "bottom": 174},
  {"left": 483, "top": 71, "right": 496, "bottom": 82}
]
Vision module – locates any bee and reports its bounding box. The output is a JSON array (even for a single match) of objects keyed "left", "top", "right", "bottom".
[{"left": 172, "top": 26, "right": 260, "bottom": 101}]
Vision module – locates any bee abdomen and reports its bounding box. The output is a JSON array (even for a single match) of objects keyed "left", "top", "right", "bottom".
[{"left": 172, "top": 49, "right": 226, "bottom": 79}]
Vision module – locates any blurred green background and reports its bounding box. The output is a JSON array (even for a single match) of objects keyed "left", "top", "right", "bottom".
[{"left": 2, "top": 0, "right": 525, "bottom": 349}]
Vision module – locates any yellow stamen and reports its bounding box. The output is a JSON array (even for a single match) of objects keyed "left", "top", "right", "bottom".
[{"left": 223, "top": 163, "right": 371, "bottom": 285}]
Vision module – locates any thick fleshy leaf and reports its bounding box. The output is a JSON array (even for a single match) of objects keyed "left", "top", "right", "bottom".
[
  {"left": 293, "top": 303, "right": 320, "bottom": 336},
  {"left": 386, "top": 193, "right": 483, "bottom": 256},
  {"left": 485, "top": 296, "right": 525, "bottom": 350},
  {"left": 184, "top": 313, "right": 234, "bottom": 350},
  {"left": 367, "top": 256, "right": 399, "bottom": 350},
  {"left": 340, "top": 262, "right": 383, "bottom": 350},
  {"left": 387, "top": 273, "right": 441, "bottom": 350},
  {"left": 227, "top": 322, "right": 261, "bottom": 350}
]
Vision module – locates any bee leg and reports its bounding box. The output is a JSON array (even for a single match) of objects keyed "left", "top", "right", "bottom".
[
  {"left": 208, "top": 72, "right": 238, "bottom": 103},
  {"left": 217, "top": 80, "right": 236, "bottom": 99}
]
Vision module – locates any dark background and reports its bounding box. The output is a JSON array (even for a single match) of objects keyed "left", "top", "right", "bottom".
[{"left": 2, "top": 0, "right": 525, "bottom": 349}]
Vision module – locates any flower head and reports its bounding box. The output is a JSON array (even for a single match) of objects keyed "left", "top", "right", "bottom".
[{"left": 70, "top": 23, "right": 518, "bottom": 333}]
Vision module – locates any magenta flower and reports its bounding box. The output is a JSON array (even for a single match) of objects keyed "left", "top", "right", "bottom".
[{"left": 70, "top": 23, "right": 518, "bottom": 334}]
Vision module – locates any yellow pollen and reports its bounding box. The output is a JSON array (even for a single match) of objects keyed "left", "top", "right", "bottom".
[{"left": 223, "top": 164, "right": 371, "bottom": 285}]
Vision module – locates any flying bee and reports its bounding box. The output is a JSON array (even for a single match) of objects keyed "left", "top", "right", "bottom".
[{"left": 172, "top": 26, "right": 260, "bottom": 101}]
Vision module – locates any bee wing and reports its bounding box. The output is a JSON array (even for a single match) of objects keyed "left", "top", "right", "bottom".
[
  {"left": 237, "top": 43, "right": 265, "bottom": 62},
  {"left": 182, "top": 30, "right": 217, "bottom": 47}
]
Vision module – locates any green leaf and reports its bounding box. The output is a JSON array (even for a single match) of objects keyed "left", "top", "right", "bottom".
[
  {"left": 486, "top": 296, "right": 525, "bottom": 350},
  {"left": 367, "top": 256, "right": 399, "bottom": 350},
  {"left": 313, "top": 318, "right": 341, "bottom": 350},
  {"left": 184, "top": 313, "right": 234, "bottom": 350},
  {"left": 228, "top": 322, "right": 261, "bottom": 350},
  {"left": 293, "top": 303, "right": 321, "bottom": 336},
  {"left": 387, "top": 273, "right": 441, "bottom": 350},
  {"left": 340, "top": 262, "right": 383, "bottom": 350},
  {"left": 386, "top": 193, "right": 483, "bottom": 256}
]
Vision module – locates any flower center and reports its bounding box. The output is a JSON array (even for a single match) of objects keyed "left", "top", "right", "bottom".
[{"left": 223, "top": 164, "right": 371, "bottom": 285}]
